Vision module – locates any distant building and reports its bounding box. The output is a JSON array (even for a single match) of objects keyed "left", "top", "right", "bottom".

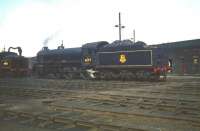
[{"left": 157, "top": 39, "right": 200, "bottom": 75}]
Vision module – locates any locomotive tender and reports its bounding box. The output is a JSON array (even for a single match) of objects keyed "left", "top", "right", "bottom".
[
  {"left": 35, "top": 40, "right": 170, "bottom": 80},
  {"left": 82, "top": 40, "right": 170, "bottom": 80}
]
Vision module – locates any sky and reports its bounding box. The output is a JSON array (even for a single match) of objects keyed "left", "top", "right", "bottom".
[{"left": 0, "top": 0, "right": 200, "bottom": 57}]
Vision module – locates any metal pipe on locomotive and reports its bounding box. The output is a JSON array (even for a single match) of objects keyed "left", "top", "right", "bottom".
[{"left": 34, "top": 40, "right": 171, "bottom": 81}]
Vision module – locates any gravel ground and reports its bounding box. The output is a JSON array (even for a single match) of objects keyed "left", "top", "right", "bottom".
[{"left": 0, "top": 76, "right": 200, "bottom": 131}]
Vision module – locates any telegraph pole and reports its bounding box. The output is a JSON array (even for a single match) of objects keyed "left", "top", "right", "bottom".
[
  {"left": 3, "top": 45, "right": 5, "bottom": 52},
  {"left": 115, "top": 12, "right": 125, "bottom": 41},
  {"left": 133, "top": 29, "right": 135, "bottom": 44}
]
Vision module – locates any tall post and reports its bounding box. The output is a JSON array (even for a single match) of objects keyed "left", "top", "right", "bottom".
[
  {"left": 115, "top": 12, "right": 125, "bottom": 41},
  {"left": 3, "top": 45, "right": 5, "bottom": 52},
  {"left": 133, "top": 29, "right": 135, "bottom": 44},
  {"left": 119, "top": 12, "right": 121, "bottom": 41}
]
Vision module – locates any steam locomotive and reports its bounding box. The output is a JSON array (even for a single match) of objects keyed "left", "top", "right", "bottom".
[
  {"left": 34, "top": 40, "right": 171, "bottom": 81},
  {"left": 0, "top": 47, "right": 30, "bottom": 77}
]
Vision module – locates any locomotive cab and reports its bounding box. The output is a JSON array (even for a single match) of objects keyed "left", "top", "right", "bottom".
[
  {"left": 81, "top": 41, "right": 109, "bottom": 78},
  {"left": 82, "top": 41, "right": 109, "bottom": 68}
]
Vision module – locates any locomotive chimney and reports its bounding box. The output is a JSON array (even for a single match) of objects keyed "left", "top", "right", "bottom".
[
  {"left": 57, "top": 40, "right": 64, "bottom": 49},
  {"left": 43, "top": 46, "right": 49, "bottom": 51}
]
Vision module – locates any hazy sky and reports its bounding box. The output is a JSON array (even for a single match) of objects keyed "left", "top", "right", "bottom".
[{"left": 0, "top": 0, "right": 200, "bottom": 56}]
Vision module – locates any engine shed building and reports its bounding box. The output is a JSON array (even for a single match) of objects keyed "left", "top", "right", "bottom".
[{"left": 157, "top": 39, "right": 200, "bottom": 75}]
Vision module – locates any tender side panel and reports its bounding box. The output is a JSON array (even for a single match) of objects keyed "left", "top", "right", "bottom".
[{"left": 97, "top": 50, "right": 152, "bottom": 68}]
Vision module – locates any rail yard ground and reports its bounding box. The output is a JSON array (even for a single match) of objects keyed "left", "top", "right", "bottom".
[{"left": 0, "top": 76, "right": 200, "bottom": 131}]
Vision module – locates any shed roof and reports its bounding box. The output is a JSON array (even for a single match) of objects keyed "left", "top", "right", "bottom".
[{"left": 157, "top": 39, "right": 200, "bottom": 49}]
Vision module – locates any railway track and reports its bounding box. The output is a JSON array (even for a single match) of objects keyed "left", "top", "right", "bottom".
[
  {"left": 1, "top": 99, "right": 200, "bottom": 131},
  {"left": 0, "top": 78, "right": 165, "bottom": 90},
  {"left": 0, "top": 77, "right": 200, "bottom": 131},
  {"left": 48, "top": 93, "right": 200, "bottom": 123},
  {"left": 1, "top": 109, "right": 152, "bottom": 131}
]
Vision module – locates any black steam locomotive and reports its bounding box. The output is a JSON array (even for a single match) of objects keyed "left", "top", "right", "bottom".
[
  {"left": 34, "top": 40, "right": 170, "bottom": 81},
  {"left": 34, "top": 45, "right": 83, "bottom": 79},
  {"left": 0, "top": 47, "right": 30, "bottom": 77}
]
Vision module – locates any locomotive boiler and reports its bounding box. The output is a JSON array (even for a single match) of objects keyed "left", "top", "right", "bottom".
[{"left": 34, "top": 44, "right": 83, "bottom": 79}]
